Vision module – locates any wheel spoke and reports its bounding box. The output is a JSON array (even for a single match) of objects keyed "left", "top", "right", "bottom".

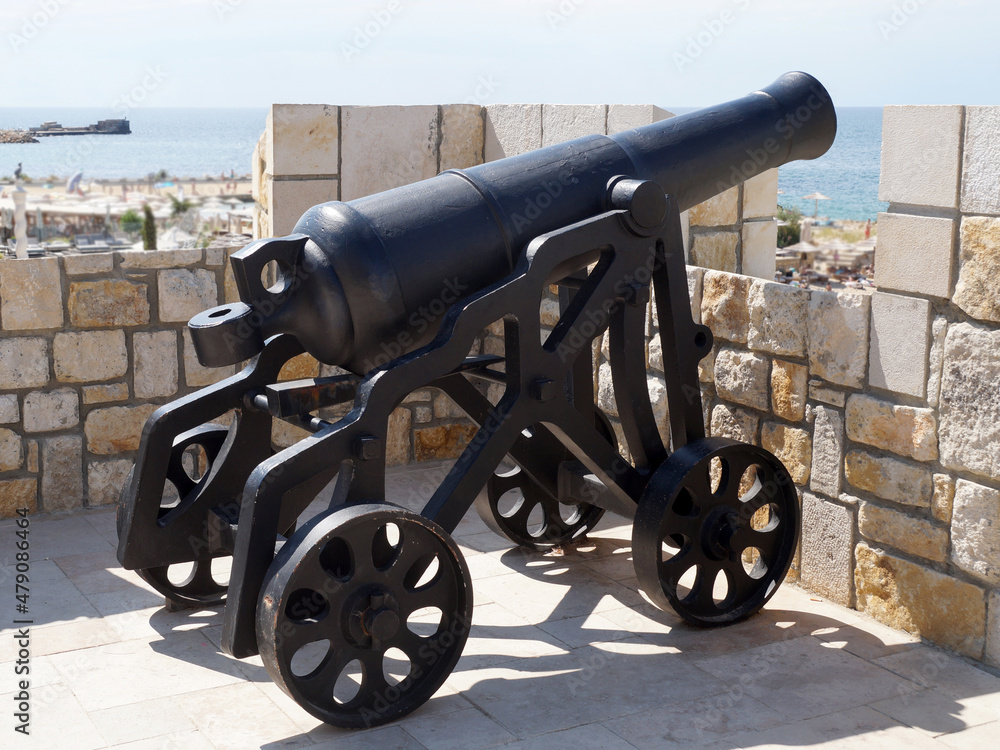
[
  {"left": 278, "top": 619, "right": 333, "bottom": 657},
  {"left": 731, "top": 526, "right": 782, "bottom": 561},
  {"left": 295, "top": 647, "right": 359, "bottom": 705}
]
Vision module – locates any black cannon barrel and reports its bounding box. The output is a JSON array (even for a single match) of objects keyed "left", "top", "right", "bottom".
[{"left": 191, "top": 72, "right": 836, "bottom": 371}]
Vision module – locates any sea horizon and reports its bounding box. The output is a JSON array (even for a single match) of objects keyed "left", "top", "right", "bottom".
[{"left": 1, "top": 105, "right": 888, "bottom": 221}]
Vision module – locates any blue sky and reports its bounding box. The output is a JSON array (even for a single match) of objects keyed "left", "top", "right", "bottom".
[{"left": 1, "top": 0, "right": 995, "bottom": 109}]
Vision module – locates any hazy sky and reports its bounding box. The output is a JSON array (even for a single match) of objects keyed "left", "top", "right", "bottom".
[{"left": 1, "top": 0, "right": 996, "bottom": 110}]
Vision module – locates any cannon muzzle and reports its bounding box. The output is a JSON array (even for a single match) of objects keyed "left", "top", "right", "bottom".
[{"left": 192, "top": 72, "right": 835, "bottom": 370}]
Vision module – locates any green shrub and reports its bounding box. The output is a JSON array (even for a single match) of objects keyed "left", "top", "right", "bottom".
[
  {"left": 777, "top": 205, "right": 802, "bottom": 248},
  {"left": 120, "top": 208, "right": 142, "bottom": 234},
  {"left": 142, "top": 205, "right": 157, "bottom": 251}
]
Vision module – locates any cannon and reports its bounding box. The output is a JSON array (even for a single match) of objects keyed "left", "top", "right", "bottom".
[{"left": 117, "top": 72, "right": 836, "bottom": 729}]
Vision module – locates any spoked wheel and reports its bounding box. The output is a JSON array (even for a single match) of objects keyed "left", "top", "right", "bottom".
[
  {"left": 474, "top": 415, "right": 615, "bottom": 551},
  {"left": 118, "top": 425, "right": 232, "bottom": 609},
  {"left": 257, "top": 504, "right": 473, "bottom": 729},
  {"left": 633, "top": 437, "right": 800, "bottom": 627}
]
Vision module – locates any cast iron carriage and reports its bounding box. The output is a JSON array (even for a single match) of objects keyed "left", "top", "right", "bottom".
[{"left": 116, "top": 73, "right": 836, "bottom": 728}]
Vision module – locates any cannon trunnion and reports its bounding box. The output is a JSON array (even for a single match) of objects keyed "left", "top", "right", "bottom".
[{"left": 117, "top": 73, "right": 835, "bottom": 729}]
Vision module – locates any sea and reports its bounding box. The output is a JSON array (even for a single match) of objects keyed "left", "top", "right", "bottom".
[{"left": 0, "top": 106, "right": 887, "bottom": 221}]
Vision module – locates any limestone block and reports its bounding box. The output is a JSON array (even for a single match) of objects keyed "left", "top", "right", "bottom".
[
  {"left": 64, "top": 253, "right": 113, "bottom": 275},
  {"left": 82, "top": 383, "right": 129, "bottom": 405},
  {"left": 0, "top": 428, "right": 22, "bottom": 471},
  {"left": 0, "top": 479, "right": 36, "bottom": 518},
  {"left": 341, "top": 105, "right": 438, "bottom": 200},
  {"left": 596, "top": 361, "right": 617, "bottom": 418},
  {"left": 0, "top": 257, "right": 63, "bottom": 330},
  {"left": 741, "top": 220, "right": 777, "bottom": 280},
  {"left": 951, "top": 479, "right": 1000, "bottom": 585},
  {"left": 846, "top": 394, "right": 937, "bottom": 462},
  {"left": 807, "top": 289, "right": 870, "bottom": 388},
  {"left": 690, "top": 231, "right": 738, "bottom": 273},
  {"left": 26, "top": 441, "right": 37, "bottom": 473},
  {"left": 204, "top": 246, "right": 226, "bottom": 267},
  {"left": 440, "top": 104, "right": 483, "bottom": 171},
  {"left": 809, "top": 380, "right": 846, "bottom": 408},
  {"left": 697, "top": 346, "right": 715, "bottom": 384},
  {"left": 68, "top": 280, "right": 149, "bottom": 328},
  {"left": 414, "top": 423, "right": 478, "bottom": 462},
  {"left": 269, "top": 178, "right": 340, "bottom": 237},
  {"left": 277, "top": 353, "right": 321, "bottom": 382},
  {"left": 961, "top": 105, "right": 1000, "bottom": 214},
  {"left": 689, "top": 187, "right": 738, "bottom": 227},
  {"left": 87, "top": 459, "right": 133, "bottom": 507},
  {"left": 714, "top": 349, "right": 769, "bottom": 411},
  {"left": 541, "top": 104, "right": 605, "bottom": 146},
  {"left": 801, "top": 493, "right": 854, "bottom": 606},
  {"left": 868, "top": 291, "right": 931, "bottom": 397},
  {"left": 648, "top": 374, "right": 669, "bottom": 444},
  {"left": 539, "top": 296, "right": 561, "bottom": 327},
  {"left": 701, "top": 271, "right": 750, "bottom": 343},
  {"left": 761, "top": 422, "right": 811, "bottom": 484},
  {"left": 157, "top": 269, "right": 218, "bottom": 324},
  {"left": 85, "top": 404, "right": 159, "bottom": 454},
  {"left": 42, "top": 435, "right": 83, "bottom": 513},
  {"left": 874, "top": 213, "right": 954, "bottom": 299},
  {"left": 54, "top": 330, "right": 127, "bottom": 383},
  {"left": 0, "top": 337, "right": 49, "bottom": 388},
  {"left": 938, "top": 322, "right": 1000, "bottom": 481},
  {"left": 879, "top": 105, "right": 963, "bottom": 208},
  {"left": 743, "top": 169, "right": 778, "bottom": 219},
  {"left": 685, "top": 266, "right": 703, "bottom": 323},
  {"left": 989, "top": 592, "right": 1000, "bottom": 668},
  {"left": 415, "top": 406, "right": 432, "bottom": 424},
  {"left": 266, "top": 103, "right": 339, "bottom": 178},
  {"left": 484, "top": 104, "right": 541, "bottom": 161},
  {"left": 386, "top": 408, "right": 412, "bottom": 467},
  {"left": 134, "top": 331, "right": 178, "bottom": 399},
  {"left": 747, "top": 279, "right": 808, "bottom": 357},
  {"left": 931, "top": 474, "right": 956, "bottom": 524},
  {"left": 810, "top": 406, "right": 844, "bottom": 498},
  {"left": 858, "top": 502, "right": 948, "bottom": 562},
  {"left": 606, "top": 104, "right": 672, "bottom": 134},
  {"left": 433, "top": 392, "right": 466, "bottom": 420},
  {"left": 855, "top": 543, "right": 985, "bottom": 659},
  {"left": 954, "top": 216, "right": 1000, "bottom": 323},
  {"left": 23, "top": 389, "right": 79, "bottom": 433},
  {"left": 770, "top": 360, "right": 807, "bottom": 422},
  {"left": 119, "top": 249, "right": 201, "bottom": 269},
  {"left": 709, "top": 403, "right": 759, "bottom": 443},
  {"left": 844, "top": 450, "right": 932, "bottom": 507},
  {"left": 402, "top": 389, "right": 432, "bottom": 403},
  {"left": 926, "top": 316, "right": 948, "bottom": 408},
  {"left": 182, "top": 330, "right": 235, "bottom": 387},
  {"left": 271, "top": 419, "right": 310, "bottom": 450},
  {"left": 0, "top": 394, "right": 19, "bottom": 424}
]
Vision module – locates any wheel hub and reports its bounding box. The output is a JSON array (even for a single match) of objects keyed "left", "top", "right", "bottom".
[
  {"left": 702, "top": 506, "right": 738, "bottom": 561},
  {"left": 363, "top": 592, "right": 400, "bottom": 641}
]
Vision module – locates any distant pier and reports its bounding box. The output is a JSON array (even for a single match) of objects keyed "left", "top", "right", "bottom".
[{"left": 29, "top": 118, "right": 131, "bottom": 137}]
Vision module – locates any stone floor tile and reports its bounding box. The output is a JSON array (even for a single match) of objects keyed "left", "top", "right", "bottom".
[
  {"left": 1, "top": 569, "right": 100, "bottom": 631},
  {"left": 89, "top": 696, "right": 195, "bottom": 746},
  {"left": 448, "top": 637, "right": 723, "bottom": 736},
  {"left": 25, "top": 615, "right": 127, "bottom": 657},
  {"left": 871, "top": 686, "right": 1000, "bottom": 738},
  {"left": 457, "top": 602, "right": 569, "bottom": 670},
  {"left": 536, "top": 611, "right": 633, "bottom": 649},
  {"left": 107, "top": 729, "right": 216, "bottom": 749},
  {"left": 310, "top": 725, "right": 429, "bottom": 749},
  {"left": 100, "top": 603, "right": 222, "bottom": 645},
  {"left": 464, "top": 549, "right": 522, "bottom": 580},
  {"left": 85, "top": 583, "right": 172, "bottom": 617},
  {"left": 47, "top": 630, "right": 247, "bottom": 711},
  {"left": 721, "top": 705, "right": 945, "bottom": 749},
  {"left": 0, "top": 558, "right": 65, "bottom": 583},
  {"left": 401, "top": 706, "right": 515, "bottom": 750},
  {"left": 174, "top": 681, "right": 313, "bottom": 749},
  {"left": 503, "top": 723, "right": 637, "bottom": 750},
  {"left": 875, "top": 646, "right": 1000, "bottom": 698},
  {"left": 936, "top": 720, "right": 1000, "bottom": 749},
  {"left": 603, "top": 691, "right": 786, "bottom": 748},
  {"left": 3, "top": 680, "right": 107, "bottom": 749},
  {"left": 473, "top": 565, "right": 643, "bottom": 625},
  {"left": 56, "top": 548, "right": 156, "bottom": 596},
  {"left": 18, "top": 514, "right": 115, "bottom": 561},
  {"left": 457, "top": 530, "right": 519, "bottom": 554},
  {"left": 695, "top": 635, "right": 920, "bottom": 722},
  {"left": 83, "top": 507, "right": 121, "bottom": 545}
]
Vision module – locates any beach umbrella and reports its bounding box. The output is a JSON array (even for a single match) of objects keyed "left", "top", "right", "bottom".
[
  {"left": 803, "top": 191, "right": 831, "bottom": 217},
  {"left": 66, "top": 171, "right": 83, "bottom": 194}
]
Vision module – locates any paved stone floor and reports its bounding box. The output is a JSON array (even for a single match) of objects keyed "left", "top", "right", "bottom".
[{"left": 2, "top": 460, "right": 999, "bottom": 749}]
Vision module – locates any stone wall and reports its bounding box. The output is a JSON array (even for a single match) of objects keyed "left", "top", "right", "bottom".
[{"left": 0, "top": 246, "right": 241, "bottom": 517}]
